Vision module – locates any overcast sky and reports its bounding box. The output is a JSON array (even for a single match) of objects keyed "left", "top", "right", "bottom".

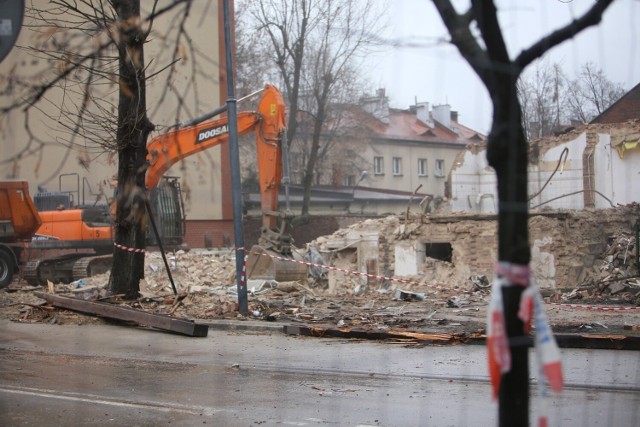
[{"left": 367, "top": 0, "right": 639, "bottom": 134}]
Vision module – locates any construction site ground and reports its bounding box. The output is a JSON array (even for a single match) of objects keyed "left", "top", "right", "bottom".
[
  {"left": 2, "top": 207, "right": 640, "bottom": 344},
  {"left": 1, "top": 247, "right": 638, "bottom": 343}
]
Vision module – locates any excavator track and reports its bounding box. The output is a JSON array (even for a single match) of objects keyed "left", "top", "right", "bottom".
[
  {"left": 71, "top": 255, "right": 112, "bottom": 281},
  {"left": 21, "top": 260, "right": 43, "bottom": 286},
  {"left": 22, "top": 254, "right": 111, "bottom": 285},
  {"left": 22, "top": 254, "right": 80, "bottom": 285}
]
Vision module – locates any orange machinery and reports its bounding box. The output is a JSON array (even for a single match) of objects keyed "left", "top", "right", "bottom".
[
  {"left": 18, "top": 84, "right": 304, "bottom": 285},
  {"left": 0, "top": 181, "right": 42, "bottom": 287},
  {"left": 146, "top": 83, "right": 305, "bottom": 280}
]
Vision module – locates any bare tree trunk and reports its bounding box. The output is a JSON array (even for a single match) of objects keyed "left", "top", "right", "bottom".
[
  {"left": 108, "top": 0, "right": 154, "bottom": 299},
  {"left": 487, "top": 80, "right": 530, "bottom": 425},
  {"left": 300, "top": 101, "right": 326, "bottom": 217}
]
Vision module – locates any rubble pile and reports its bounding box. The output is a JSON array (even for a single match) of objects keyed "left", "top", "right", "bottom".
[
  {"left": 569, "top": 231, "right": 640, "bottom": 305},
  {"left": 1, "top": 206, "right": 638, "bottom": 334}
]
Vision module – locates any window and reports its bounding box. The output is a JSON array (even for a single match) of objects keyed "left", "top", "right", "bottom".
[
  {"left": 392, "top": 157, "right": 402, "bottom": 176},
  {"left": 343, "top": 174, "right": 356, "bottom": 186},
  {"left": 435, "top": 159, "right": 445, "bottom": 177},
  {"left": 418, "top": 158, "right": 427, "bottom": 176},
  {"left": 423, "top": 242, "right": 453, "bottom": 262},
  {"left": 374, "top": 156, "right": 384, "bottom": 175}
]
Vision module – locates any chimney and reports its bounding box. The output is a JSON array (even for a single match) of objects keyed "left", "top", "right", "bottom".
[
  {"left": 360, "top": 88, "right": 390, "bottom": 124},
  {"left": 432, "top": 104, "right": 451, "bottom": 129},
  {"left": 414, "top": 102, "right": 432, "bottom": 126}
]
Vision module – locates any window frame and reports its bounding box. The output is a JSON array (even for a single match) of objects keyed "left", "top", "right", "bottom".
[
  {"left": 392, "top": 157, "right": 403, "bottom": 176},
  {"left": 435, "top": 159, "right": 445, "bottom": 177},
  {"left": 373, "top": 156, "right": 384, "bottom": 175},
  {"left": 417, "top": 158, "right": 428, "bottom": 177}
]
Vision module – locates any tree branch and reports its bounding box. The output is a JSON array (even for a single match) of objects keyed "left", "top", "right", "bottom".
[{"left": 516, "top": 0, "right": 615, "bottom": 70}]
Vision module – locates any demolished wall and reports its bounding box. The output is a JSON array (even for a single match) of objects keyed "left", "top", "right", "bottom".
[
  {"left": 312, "top": 204, "right": 639, "bottom": 291},
  {"left": 450, "top": 120, "right": 640, "bottom": 213}
]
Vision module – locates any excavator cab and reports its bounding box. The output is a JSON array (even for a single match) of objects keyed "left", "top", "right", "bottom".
[
  {"left": 146, "top": 176, "right": 186, "bottom": 247},
  {"left": 21, "top": 175, "right": 186, "bottom": 285}
]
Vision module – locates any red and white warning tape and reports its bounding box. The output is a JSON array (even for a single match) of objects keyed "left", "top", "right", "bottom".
[
  {"left": 113, "top": 242, "right": 145, "bottom": 253},
  {"left": 259, "top": 251, "right": 466, "bottom": 294},
  {"left": 252, "top": 250, "right": 640, "bottom": 312},
  {"left": 238, "top": 247, "right": 247, "bottom": 289}
]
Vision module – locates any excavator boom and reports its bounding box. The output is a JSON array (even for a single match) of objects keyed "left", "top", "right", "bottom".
[
  {"left": 146, "top": 84, "right": 305, "bottom": 281},
  {"left": 146, "top": 84, "right": 285, "bottom": 229}
]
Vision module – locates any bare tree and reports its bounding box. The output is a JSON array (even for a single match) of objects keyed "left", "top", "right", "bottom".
[
  {"left": 431, "top": 1, "right": 616, "bottom": 424},
  {"left": 518, "top": 62, "right": 566, "bottom": 139},
  {"left": 237, "top": 0, "right": 385, "bottom": 218},
  {"left": 565, "top": 61, "right": 626, "bottom": 123},
  {"left": 1, "top": 1, "right": 215, "bottom": 298},
  {"left": 235, "top": 6, "right": 276, "bottom": 97},
  {"left": 518, "top": 61, "right": 626, "bottom": 138}
]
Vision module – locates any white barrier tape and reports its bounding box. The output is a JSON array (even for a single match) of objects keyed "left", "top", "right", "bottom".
[
  {"left": 113, "top": 242, "right": 145, "bottom": 253},
  {"left": 240, "top": 255, "right": 247, "bottom": 289},
  {"left": 250, "top": 251, "right": 640, "bottom": 312},
  {"left": 487, "top": 262, "right": 563, "bottom": 427},
  {"left": 253, "top": 250, "right": 466, "bottom": 295},
  {"left": 232, "top": 247, "right": 247, "bottom": 289}
]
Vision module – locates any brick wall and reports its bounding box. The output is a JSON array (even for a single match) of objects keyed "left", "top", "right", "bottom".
[
  {"left": 184, "top": 220, "right": 234, "bottom": 249},
  {"left": 185, "top": 215, "right": 377, "bottom": 250},
  {"left": 389, "top": 207, "right": 637, "bottom": 289},
  {"left": 243, "top": 215, "right": 375, "bottom": 249}
]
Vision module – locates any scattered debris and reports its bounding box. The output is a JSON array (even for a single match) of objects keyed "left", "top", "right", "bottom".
[
  {"left": 0, "top": 205, "right": 638, "bottom": 339},
  {"left": 394, "top": 289, "right": 425, "bottom": 302}
]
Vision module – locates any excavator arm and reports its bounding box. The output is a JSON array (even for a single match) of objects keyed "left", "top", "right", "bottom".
[
  {"left": 145, "top": 84, "right": 288, "bottom": 244},
  {"left": 147, "top": 84, "right": 305, "bottom": 281}
]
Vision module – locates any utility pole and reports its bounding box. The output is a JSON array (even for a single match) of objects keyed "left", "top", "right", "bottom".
[{"left": 222, "top": 0, "right": 248, "bottom": 315}]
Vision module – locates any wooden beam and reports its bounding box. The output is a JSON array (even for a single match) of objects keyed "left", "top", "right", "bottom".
[
  {"left": 283, "top": 324, "right": 463, "bottom": 345},
  {"left": 34, "top": 292, "right": 208, "bottom": 337}
]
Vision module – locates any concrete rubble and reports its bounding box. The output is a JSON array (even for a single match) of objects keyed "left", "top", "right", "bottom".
[{"left": 0, "top": 204, "right": 638, "bottom": 338}]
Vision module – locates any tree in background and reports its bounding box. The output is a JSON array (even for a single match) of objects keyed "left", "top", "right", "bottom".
[
  {"left": 565, "top": 61, "right": 626, "bottom": 124},
  {"left": 519, "top": 61, "right": 626, "bottom": 139},
  {"left": 1, "top": 1, "right": 213, "bottom": 298},
  {"left": 518, "top": 62, "right": 566, "bottom": 139},
  {"left": 236, "top": 0, "right": 385, "bottom": 219},
  {"left": 431, "top": 1, "right": 616, "bottom": 425}
]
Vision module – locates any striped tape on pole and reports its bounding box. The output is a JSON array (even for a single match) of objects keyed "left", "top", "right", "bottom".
[
  {"left": 235, "top": 247, "right": 247, "bottom": 289},
  {"left": 113, "top": 242, "right": 145, "bottom": 253}
]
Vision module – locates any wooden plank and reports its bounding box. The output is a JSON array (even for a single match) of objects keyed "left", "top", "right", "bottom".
[
  {"left": 283, "top": 325, "right": 640, "bottom": 350},
  {"left": 35, "top": 292, "right": 208, "bottom": 337},
  {"left": 458, "top": 333, "right": 640, "bottom": 350},
  {"left": 283, "top": 324, "right": 461, "bottom": 344},
  {"left": 554, "top": 333, "right": 640, "bottom": 350}
]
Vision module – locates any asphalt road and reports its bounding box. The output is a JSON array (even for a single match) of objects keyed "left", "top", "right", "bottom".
[{"left": 0, "top": 320, "right": 638, "bottom": 426}]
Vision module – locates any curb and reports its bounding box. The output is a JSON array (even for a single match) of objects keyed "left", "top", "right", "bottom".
[{"left": 201, "top": 319, "right": 640, "bottom": 350}]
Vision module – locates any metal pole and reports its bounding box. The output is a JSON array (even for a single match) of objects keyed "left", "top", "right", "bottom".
[
  {"left": 144, "top": 199, "right": 177, "bottom": 296},
  {"left": 176, "top": 88, "right": 265, "bottom": 128},
  {"left": 222, "top": 0, "right": 248, "bottom": 315}
]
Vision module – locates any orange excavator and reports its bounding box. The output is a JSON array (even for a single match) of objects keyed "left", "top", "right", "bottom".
[
  {"left": 18, "top": 176, "right": 184, "bottom": 285},
  {"left": 146, "top": 83, "right": 306, "bottom": 281},
  {"left": 5, "top": 84, "right": 305, "bottom": 286}
]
